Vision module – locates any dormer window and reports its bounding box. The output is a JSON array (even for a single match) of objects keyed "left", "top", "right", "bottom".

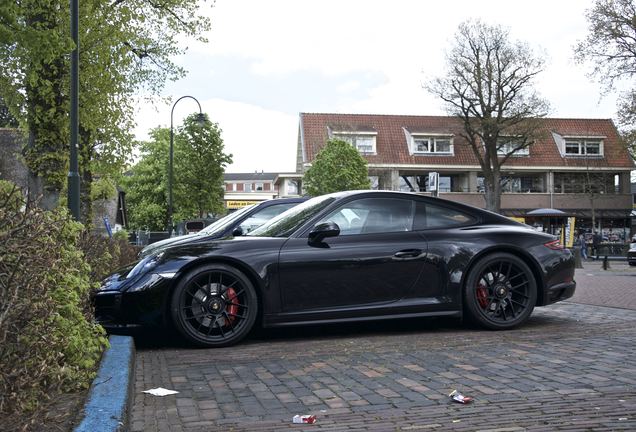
[
  {"left": 564, "top": 139, "right": 603, "bottom": 156},
  {"left": 332, "top": 132, "right": 377, "bottom": 155},
  {"left": 497, "top": 137, "right": 529, "bottom": 156},
  {"left": 411, "top": 136, "right": 453, "bottom": 155}
]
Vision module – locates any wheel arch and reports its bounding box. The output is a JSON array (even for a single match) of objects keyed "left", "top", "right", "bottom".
[
  {"left": 460, "top": 246, "right": 545, "bottom": 308},
  {"left": 163, "top": 256, "right": 266, "bottom": 327}
]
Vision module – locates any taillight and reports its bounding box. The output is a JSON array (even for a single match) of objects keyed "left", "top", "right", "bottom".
[{"left": 544, "top": 239, "right": 564, "bottom": 250}]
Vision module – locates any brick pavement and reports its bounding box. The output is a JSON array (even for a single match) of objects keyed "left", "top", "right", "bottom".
[
  {"left": 571, "top": 261, "right": 636, "bottom": 310},
  {"left": 131, "top": 288, "right": 636, "bottom": 431}
]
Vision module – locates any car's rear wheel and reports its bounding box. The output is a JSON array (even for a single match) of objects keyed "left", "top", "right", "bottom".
[
  {"left": 170, "top": 264, "right": 257, "bottom": 347},
  {"left": 464, "top": 253, "right": 537, "bottom": 330}
]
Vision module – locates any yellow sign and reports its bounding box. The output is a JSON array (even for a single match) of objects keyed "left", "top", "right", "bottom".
[
  {"left": 509, "top": 217, "right": 526, "bottom": 224},
  {"left": 226, "top": 200, "right": 257, "bottom": 209},
  {"left": 562, "top": 216, "right": 576, "bottom": 248}
]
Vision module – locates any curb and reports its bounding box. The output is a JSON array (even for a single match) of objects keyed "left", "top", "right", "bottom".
[{"left": 74, "top": 335, "right": 136, "bottom": 432}]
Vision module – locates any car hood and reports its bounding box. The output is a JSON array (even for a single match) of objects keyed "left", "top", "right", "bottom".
[{"left": 139, "top": 233, "right": 205, "bottom": 258}]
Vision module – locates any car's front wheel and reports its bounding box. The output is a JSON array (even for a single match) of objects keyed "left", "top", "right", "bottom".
[
  {"left": 170, "top": 264, "right": 257, "bottom": 347},
  {"left": 464, "top": 252, "right": 537, "bottom": 330}
]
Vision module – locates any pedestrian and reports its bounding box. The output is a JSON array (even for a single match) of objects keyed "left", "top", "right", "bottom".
[
  {"left": 579, "top": 232, "right": 588, "bottom": 260},
  {"left": 592, "top": 231, "right": 601, "bottom": 257}
]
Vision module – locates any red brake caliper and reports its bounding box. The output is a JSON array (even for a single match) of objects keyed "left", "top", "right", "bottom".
[
  {"left": 476, "top": 283, "right": 489, "bottom": 309},
  {"left": 225, "top": 287, "right": 238, "bottom": 323}
]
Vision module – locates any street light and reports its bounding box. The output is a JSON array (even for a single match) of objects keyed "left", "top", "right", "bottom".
[
  {"left": 168, "top": 96, "right": 206, "bottom": 236},
  {"left": 67, "top": 0, "right": 80, "bottom": 220}
]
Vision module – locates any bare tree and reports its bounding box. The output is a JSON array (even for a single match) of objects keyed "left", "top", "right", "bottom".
[
  {"left": 574, "top": 0, "right": 636, "bottom": 157},
  {"left": 427, "top": 20, "right": 549, "bottom": 212}
]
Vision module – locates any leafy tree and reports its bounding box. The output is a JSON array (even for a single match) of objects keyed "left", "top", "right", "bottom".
[
  {"left": 125, "top": 116, "right": 232, "bottom": 231},
  {"left": 174, "top": 113, "right": 232, "bottom": 219},
  {"left": 303, "top": 138, "right": 370, "bottom": 196},
  {"left": 122, "top": 128, "right": 170, "bottom": 231},
  {"left": 426, "top": 20, "right": 549, "bottom": 213},
  {"left": 574, "top": 0, "right": 636, "bottom": 156},
  {"left": 0, "top": 0, "right": 211, "bottom": 212}
]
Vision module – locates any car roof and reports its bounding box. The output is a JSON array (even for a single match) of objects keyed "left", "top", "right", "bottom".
[
  {"left": 256, "top": 196, "right": 310, "bottom": 208},
  {"left": 316, "top": 190, "right": 521, "bottom": 226}
]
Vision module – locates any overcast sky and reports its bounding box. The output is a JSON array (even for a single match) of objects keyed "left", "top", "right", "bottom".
[{"left": 133, "top": 0, "right": 619, "bottom": 173}]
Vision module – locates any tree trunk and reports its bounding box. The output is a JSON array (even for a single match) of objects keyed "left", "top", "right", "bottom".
[
  {"left": 79, "top": 126, "right": 93, "bottom": 227},
  {"left": 483, "top": 171, "right": 502, "bottom": 213},
  {"left": 23, "top": 11, "right": 68, "bottom": 211}
]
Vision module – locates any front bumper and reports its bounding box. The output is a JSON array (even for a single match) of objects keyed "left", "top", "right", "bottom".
[{"left": 93, "top": 272, "right": 173, "bottom": 330}]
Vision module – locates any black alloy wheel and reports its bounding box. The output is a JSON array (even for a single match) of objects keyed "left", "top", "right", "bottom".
[
  {"left": 170, "top": 264, "right": 257, "bottom": 347},
  {"left": 464, "top": 252, "right": 537, "bottom": 330}
]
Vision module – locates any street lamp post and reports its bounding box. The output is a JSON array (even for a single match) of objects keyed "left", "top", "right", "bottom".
[
  {"left": 68, "top": 0, "right": 80, "bottom": 220},
  {"left": 168, "top": 96, "right": 206, "bottom": 237}
]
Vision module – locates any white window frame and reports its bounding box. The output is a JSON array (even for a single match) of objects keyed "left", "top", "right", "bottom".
[
  {"left": 244, "top": 183, "right": 252, "bottom": 192},
  {"left": 497, "top": 137, "right": 529, "bottom": 156},
  {"left": 411, "top": 135, "right": 454, "bottom": 155},
  {"left": 333, "top": 132, "right": 377, "bottom": 155},
  {"left": 255, "top": 182, "right": 264, "bottom": 191},
  {"left": 563, "top": 138, "right": 604, "bottom": 157}
]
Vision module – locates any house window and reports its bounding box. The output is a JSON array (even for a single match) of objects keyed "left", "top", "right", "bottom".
[
  {"left": 564, "top": 139, "right": 603, "bottom": 156},
  {"left": 333, "top": 133, "right": 377, "bottom": 155},
  {"left": 412, "top": 136, "right": 453, "bottom": 155},
  {"left": 368, "top": 176, "right": 379, "bottom": 190},
  {"left": 255, "top": 183, "right": 263, "bottom": 191},
  {"left": 286, "top": 179, "right": 299, "bottom": 195},
  {"left": 500, "top": 175, "right": 545, "bottom": 193},
  {"left": 244, "top": 183, "right": 252, "bottom": 192},
  {"left": 497, "top": 137, "right": 529, "bottom": 156},
  {"left": 554, "top": 172, "right": 616, "bottom": 194}
]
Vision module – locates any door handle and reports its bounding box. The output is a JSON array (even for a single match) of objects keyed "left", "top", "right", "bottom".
[{"left": 393, "top": 249, "right": 423, "bottom": 258}]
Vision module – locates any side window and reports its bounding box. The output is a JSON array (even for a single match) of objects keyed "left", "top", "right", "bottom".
[
  {"left": 239, "top": 203, "right": 295, "bottom": 233},
  {"left": 414, "top": 201, "right": 476, "bottom": 230},
  {"left": 316, "top": 198, "right": 414, "bottom": 236}
]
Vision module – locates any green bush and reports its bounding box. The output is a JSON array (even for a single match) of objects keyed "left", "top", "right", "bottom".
[
  {"left": 0, "top": 185, "right": 109, "bottom": 427},
  {"left": 79, "top": 230, "right": 140, "bottom": 283}
]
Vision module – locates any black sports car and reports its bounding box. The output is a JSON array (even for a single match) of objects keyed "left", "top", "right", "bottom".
[{"left": 95, "top": 191, "right": 576, "bottom": 347}]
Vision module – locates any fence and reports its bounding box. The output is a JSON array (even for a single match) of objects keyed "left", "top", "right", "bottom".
[{"left": 133, "top": 230, "right": 170, "bottom": 247}]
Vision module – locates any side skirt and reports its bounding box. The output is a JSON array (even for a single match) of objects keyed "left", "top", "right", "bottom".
[{"left": 264, "top": 309, "right": 461, "bottom": 328}]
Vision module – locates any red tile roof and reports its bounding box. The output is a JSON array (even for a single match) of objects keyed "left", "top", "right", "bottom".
[{"left": 299, "top": 113, "right": 634, "bottom": 169}]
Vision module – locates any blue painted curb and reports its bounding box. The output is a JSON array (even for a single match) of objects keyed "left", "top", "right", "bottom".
[{"left": 74, "top": 335, "right": 135, "bottom": 432}]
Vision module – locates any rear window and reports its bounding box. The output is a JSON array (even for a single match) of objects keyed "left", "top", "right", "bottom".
[{"left": 414, "top": 201, "right": 476, "bottom": 230}]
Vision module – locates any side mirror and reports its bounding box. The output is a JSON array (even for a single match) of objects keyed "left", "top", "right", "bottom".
[
  {"left": 232, "top": 226, "right": 244, "bottom": 237},
  {"left": 308, "top": 222, "right": 340, "bottom": 244}
]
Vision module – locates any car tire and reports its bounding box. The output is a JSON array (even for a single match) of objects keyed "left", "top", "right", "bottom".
[
  {"left": 464, "top": 252, "right": 537, "bottom": 330},
  {"left": 170, "top": 263, "right": 258, "bottom": 347}
]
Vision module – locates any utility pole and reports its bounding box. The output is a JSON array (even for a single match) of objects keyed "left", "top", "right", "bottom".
[{"left": 67, "top": 0, "right": 80, "bottom": 220}]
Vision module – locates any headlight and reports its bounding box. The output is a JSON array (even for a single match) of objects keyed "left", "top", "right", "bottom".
[{"left": 126, "top": 252, "right": 164, "bottom": 279}]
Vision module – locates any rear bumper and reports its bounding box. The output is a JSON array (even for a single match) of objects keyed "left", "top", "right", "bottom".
[{"left": 544, "top": 281, "right": 576, "bottom": 305}]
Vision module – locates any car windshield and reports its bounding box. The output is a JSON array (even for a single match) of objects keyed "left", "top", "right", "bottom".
[
  {"left": 248, "top": 195, "right": 335, "bottom": 238},
  {"left": 198, "top": 204, "right": 255, "bottom": 236}
]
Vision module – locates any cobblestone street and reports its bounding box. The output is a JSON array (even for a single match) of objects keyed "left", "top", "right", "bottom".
[{"left": 131, "top": 267, "right": 636, "bottom": 431}]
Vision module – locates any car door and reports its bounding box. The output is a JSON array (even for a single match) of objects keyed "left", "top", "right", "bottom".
[
  {"left": 278, "top": 196, "right": 428, "bottom": 312},
  {"left": 408, "top": 199, "right": 480, "bottom": 307}
]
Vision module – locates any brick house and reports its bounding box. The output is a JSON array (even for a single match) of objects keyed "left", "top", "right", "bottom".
[
  {"left": 297, "top": 113, "right": 635, "bottom": 239},
  {"left": 223, "top": 171, "right": 301, "bottom": 210}
]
